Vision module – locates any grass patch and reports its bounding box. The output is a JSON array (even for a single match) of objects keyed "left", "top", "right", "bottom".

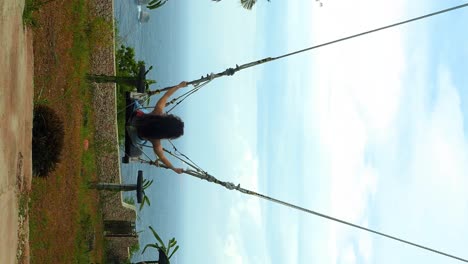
[
  {"left": 28, "top": 0, "right": 112, "bottom": 262},
  {"left": 76, "top": 92, "right": 103, "bottom": 263},
  {"left": 23, "top": 0, "right": 56, "bottom": 27},
  {"left": 128, "top": 241, "right": 140, "bottom": 260},
  {"left": 124, "top": 196, "right": 135, "bottom": 206}
]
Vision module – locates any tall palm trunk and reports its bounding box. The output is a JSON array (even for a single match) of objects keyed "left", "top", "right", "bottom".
[
  {"left": 86, "top": 74, "right": 140, "bottom": 86},
  {"left": 93, "top": 183, "right": 138, "bottom": 191}
]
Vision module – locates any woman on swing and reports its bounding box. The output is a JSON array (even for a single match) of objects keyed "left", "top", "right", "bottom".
[{"left": 133, "top": 81, "right": 188, "bottom": 174}]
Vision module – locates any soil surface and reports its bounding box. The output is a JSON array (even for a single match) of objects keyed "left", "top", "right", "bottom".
[
  {"left": 0, "top": 0, "right": 132, "bottom": 261},
  {"left": 0, "top": 0, "right": 34, "bottom": 263}
]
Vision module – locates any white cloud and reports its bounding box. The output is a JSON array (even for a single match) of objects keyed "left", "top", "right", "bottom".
[
  {"left": 341, "top": 244, "right": 357, "bottom": 264},
  {"left": 219, "top": 147, "right": 272, "bottom": 264},
  {"left": 303, "top": 0, "right": 412, "bottom": 262},
  {"left": 216, "top": 102, "right": 272, "bottom": 264},
  {"left": 223, "top": 234, "right": 245, "bottom": 264},
  {"left": 370, "top": 63, "right": 468, "bottom": 263},
  {"left": 357, "top": 225, "right": 373, "bottom": 263},
  {"left": 406, "top": 65, "right": 468, "bottom": 220}
]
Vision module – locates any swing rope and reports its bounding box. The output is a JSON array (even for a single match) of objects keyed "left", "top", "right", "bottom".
[
  {"left": 121, "top": 4, "right": 468, "bottom": 261},
  {"left": 146, "top": 2, "right": 468, "bottom": 112},
  {"left": 139, "top": 153, "right": 468, "bottom": 263},
  {"left": 166, "top": 140, "right": 207, "bottom": 173},
  {"left": 165, "top": 78, "right": 214, "bottom": 113}
]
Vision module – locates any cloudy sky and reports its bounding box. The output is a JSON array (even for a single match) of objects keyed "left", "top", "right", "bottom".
[{"left": 126, "top": 0, "right": 468, "bottom": 263}]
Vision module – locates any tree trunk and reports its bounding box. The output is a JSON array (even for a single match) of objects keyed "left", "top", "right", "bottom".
[
  {"left": 86, "top": 74, "right": 139, "bottom": 86},
  {"left": 94, "top": 183, "right": 137, "bottom": 191}
]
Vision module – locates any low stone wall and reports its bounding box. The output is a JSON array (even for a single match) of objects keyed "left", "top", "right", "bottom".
[{"left": 89, "top": 0, "right": 138, "bottom": 262}]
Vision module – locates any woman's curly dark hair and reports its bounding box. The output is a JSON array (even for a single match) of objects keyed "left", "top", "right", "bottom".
[{"left": 134, "top": 114, "right": 184, "bottom": 140}]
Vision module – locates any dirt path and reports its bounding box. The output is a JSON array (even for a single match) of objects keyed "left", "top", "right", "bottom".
[{"left": 0, "top": 0, "right": 34, "bottom": 263}]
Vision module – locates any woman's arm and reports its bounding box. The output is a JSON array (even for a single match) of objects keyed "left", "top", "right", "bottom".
[
  {"left": 152, "top": 139, "right": 184, "bottom": 174},
  {"left": 151, "top": 81, "right": 188, "bottom": 115}
]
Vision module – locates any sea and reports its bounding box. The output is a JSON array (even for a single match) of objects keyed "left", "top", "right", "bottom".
[{"left": 114, "top": 0, "right": 188, "bottom": 262}]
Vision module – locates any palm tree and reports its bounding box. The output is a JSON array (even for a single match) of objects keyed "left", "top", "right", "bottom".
[
  {"left": 87, "top": 65, "right": 155, "bottom": 92},
  {"left": 212, "top": 0, "right": 270, "bottom": 10},
  {"left": 90, "top": 170, "right": 151, "bottom": 205},
  {"left": 138, "top": 226, "right": 180, "bottom": 264},
  {"left": 147, "top": 0, "right": 168, "bottom": 10}
]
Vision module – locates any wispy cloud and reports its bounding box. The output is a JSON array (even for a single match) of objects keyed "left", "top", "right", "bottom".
[
  {"left": 304, "top": 0, "right": 411, "bottom": 263},
  {"left": 213, "top": 101, "right": 271, "bottom": 264},
  {"left": 368, "top": 62, "right": 468, "bottom": 263}
]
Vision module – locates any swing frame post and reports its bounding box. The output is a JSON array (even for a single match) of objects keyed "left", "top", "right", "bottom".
[{"left": 91, "top": 171, "right": 145, "bottom": 203}]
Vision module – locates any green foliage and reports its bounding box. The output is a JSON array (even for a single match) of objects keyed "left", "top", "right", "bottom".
[
  {"left": 129, "top": 241, "right": 140, "bottom": 258},
  {"left": 142, "top": 226, "right": 180, "bottom": 263},
  {"left": 212, "top": 0, "right": 271, "bottom": 10},
  {"left": 32, "top": 105, "right": 65, "bottom": 177},
  {"left": 124, "top": 196, "right": 135, "bottom": 205},
  {"left": 22, "top": 0, "right": 56, "bottom": 27},
  {"left": 142, "top": 179, "right": 154, "bottom": 189},
  {"left": 139, "top": 179, "right": 154, "bottom": 211},
  {"left": 147, "top": 0, "right": 168, "bottom": 10},
  {"left": 116, "top": 45, "right": 145, "bottom": 77},
  {"left": 115, "top": 44, "right": 147, "bottom": 144},
  {"left": 86, "top": 17, "right": 114, "bottom": 50},
  {"left": 240, "top": 0, "right": 257, "bottom": 10},
  {"left": 22, "top": 0, "right": 38, "bottom": 27},
  {"left": 74, "top": 212, "right": 95, "bottom": 263}
]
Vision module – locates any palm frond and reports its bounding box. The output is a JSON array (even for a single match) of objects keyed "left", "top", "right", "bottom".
[
  {"left": 168, "top": 238, "right": 177, "bottom": 249},
  {"left": 139, "top": 195, "right": 151, "bottom": 211},
  {"left": 240, "top": 0, "right": 257, "bottom": 9},
  {"left": 142, "top": 243, "right": 159, "bottom": 254},
  {"left": 149, "top": 226, "right": 167, "bottom": 251},
  {"left": 147, "top": 0, "right": 168, "bottom": 10},
  {"left": 168, "top": 245, "right": 179, "bottom": 259},
  {"left": 144, "top": 226, "right": 180, "bottom": 261},
  {"left": 142, "top": 179, "right": 154, "bottom": 189}
]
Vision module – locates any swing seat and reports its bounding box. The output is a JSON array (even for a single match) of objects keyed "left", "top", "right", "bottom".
[{"left": 122, "top": 92, "right": 145, "bottom": 163}]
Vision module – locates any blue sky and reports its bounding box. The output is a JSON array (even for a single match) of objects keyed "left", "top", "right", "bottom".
[{"left": 124, "top": 0, "right": 468, "bottom": 263}]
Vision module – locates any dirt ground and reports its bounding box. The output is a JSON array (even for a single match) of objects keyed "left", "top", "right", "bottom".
[{"left": 0, "top": 0, "right": 34, "bottom": 263}]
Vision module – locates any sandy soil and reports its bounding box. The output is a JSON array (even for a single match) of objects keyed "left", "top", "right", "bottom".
[{"left": 0, "top": 0, "right": 34, "bottom": 263}]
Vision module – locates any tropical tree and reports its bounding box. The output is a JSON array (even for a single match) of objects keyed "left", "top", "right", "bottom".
[
  {"left": 139, "top": 178, "right": 154, "bottom": 211},
  {"left": 147, "top": 0, "right": 168, "bottom": 10},
  {"left": 137, "top": 226, "right": 180, "bottom": 264},
  {"left": 87, "top": 44, "right": 155, "bottom": 144},
  {"left": 116, "top": 45, "right": 146, "bottom": 77},
  {"left": 91, "top": 170, "right": 153, "bottom": 209},
  {"left": 212, "top": 0, "right": 270, "bottom": 10},
  {"left": 87, "top": 45, "right": 155, "bottom": 90}
]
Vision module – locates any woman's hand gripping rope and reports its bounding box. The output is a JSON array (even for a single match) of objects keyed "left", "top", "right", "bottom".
[{"left": 148, "top": 159, "right": 185, "bottom": 174}]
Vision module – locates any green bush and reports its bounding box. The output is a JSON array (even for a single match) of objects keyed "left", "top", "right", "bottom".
[
  {"left": 32, "top": 105, "right": 65, "bottom": 177},
  {"left": 115, "top": 45, "right": 146, "bottom": 144},
  {"left": 86, "top": 17, "right": 114, "bottom": 50},
  {"left": 116, "top": 45, "right": 145, "bottom": 77}
]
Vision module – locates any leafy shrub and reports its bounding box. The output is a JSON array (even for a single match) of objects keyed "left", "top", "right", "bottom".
[
  {"left": 86, "top": 17, "right": 114, "bottom": 50},
  {"left": 32, "top": 105, "right": 65, "bottom": 177},
  {"left": 115, "top": 45, "right": 146, "bottom": 144},
  {"left": 116, "top": 45, "right": 145, "bottom": 77}
]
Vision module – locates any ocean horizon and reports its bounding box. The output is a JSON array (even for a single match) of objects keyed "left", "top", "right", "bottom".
[{"left": 115, "top": 1, "right": 188, "bottom": 262}]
